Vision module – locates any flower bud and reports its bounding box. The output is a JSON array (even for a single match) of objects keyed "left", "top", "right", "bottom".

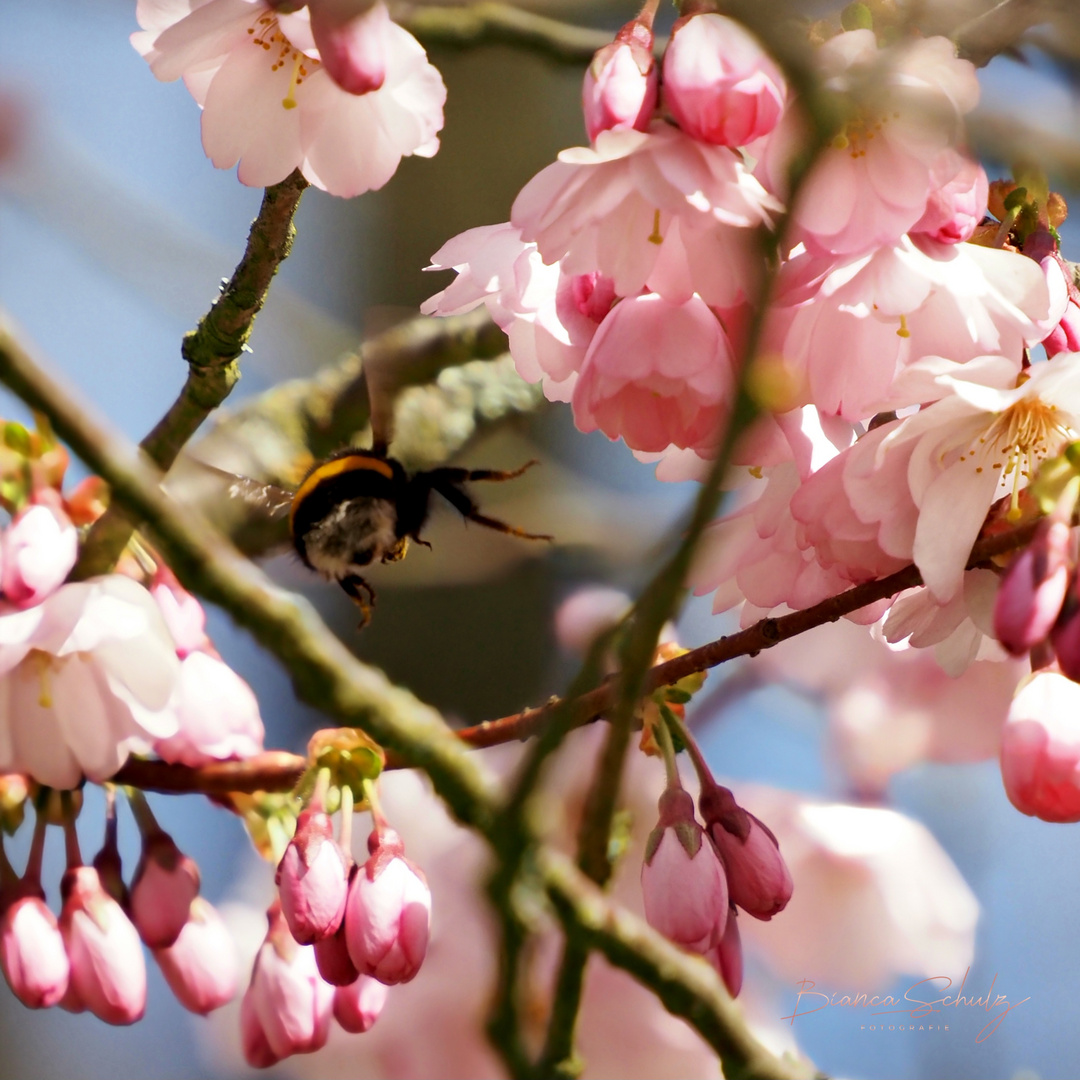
[
  {"left": 246, "top": 903, "right": 334, "bottom": 1061},
  {"left": 150, "top": 574, "right": 209, "bottom": 658},
  {"left": 994, "top": 520, "right": 1072, "bottom": 655},
  {"left": 333, "top": 973, "right": 389, "bottom": 1033},
  {"left": 0, "top": 890, "right": 69, "bottom": 1008},
  {"left": 1045, "top": 299, "right": 1080, "bottom": 359},
  {"left": 59, "top": 866, "right": 146, "bottom": 1025},
  {"left": 700, "top": 785, "right": 792, "bottom": 920},
  {"left": 345, "top": 829, "right": 431, "bottom": 985},
  {"left": 0, "top": 504, "right": 78, "bottom": 608},
  {"left": 582, "top": 19, "right": 657, "bottom": 142},
  {"left": 277, "top": 805, "right": 349, "bottom": 945},
  {"left": 1001, "top": 670, "right": 1080, "bottom": 822},
  {"left": 662, "top": 13, "right": 786, "bottom": 148},
  {"left": 314, "top": 915, "right": 360, "bottom": 986},
  {"left": 241, "top": 986, "right": 282, "bottom": 1069},
  {"left": 709, "top": 906, "right": 742, "bottom": 998},
  {"left": 912, "top": 157, "right": 988, "bottom": 244},
  {"left": 641, "top": 788, "right": 728, "bottom": 953},
  {"left": 309, "top": 0, "right": 388, "bottom": 95},
  {"left": 1052, "top": 577, "right": 1080, "bottom": 681},
  {"left": 154, "top": 897, "right": 237, "bottom": 1015},
  {"left": 130, "top": 830, "right": 200, "bottom": 949}
]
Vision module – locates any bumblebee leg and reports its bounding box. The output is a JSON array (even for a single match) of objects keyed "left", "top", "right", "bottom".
[
  {"left": 381, "top": 537, "right": 410, "bottom": 564},
  {"left": 432, "top": 480, "right": 553, "bottom": 542},
  {"left": 427, "top": 461, "right": 540, "bottom": 485},
  {"left": 340, "top": 574, "right": 376, "bottom": 629}
]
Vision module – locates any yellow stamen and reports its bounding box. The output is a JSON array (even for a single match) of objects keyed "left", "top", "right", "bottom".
[
  {"left": 647, "top": 208, "right": 663, "bottom": 245},
  {"left": 896, "top": 313, "right": 910, "bottom": 339},
  {"left": 35, "top": 652, "right": 52, "bottom": 710},
  {"left": 282, "top": 51, "right": 303, "bottom": 110}
]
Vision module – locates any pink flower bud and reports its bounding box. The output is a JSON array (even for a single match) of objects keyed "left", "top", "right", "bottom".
[
  {"left": 59, "top": 866, "right": 146, "bottom": 1025},
  {"left": 913, "top": 157, "right": 988, "bottom": 244},
  {"left": 245, "top": 904, "right": 334, "bottom": 1061},
  {"left": 130, "top": 830, "right": 201, "bottom": 949},
  {"left": 345, "top": 829, "right": 431, "bottom": 985},
  {"left": 1045, "top": 298, "right": 1080, "bottom": 359},
  {"left": 641, "top": 789, "right": 728, "bottom": 953},
  {"left": 1001, "top": 670, "right": 1080, "bottom": 822},
  {"left": 0, "top": 890, "right": 69, "bottom": 1008},
  {"left": 150, "top": 575, "right": 209, "bottom": 658},
  {"left": 708, "top": 906, "right": 743, "bottom": 998},
  {"left": 333, "top": 973, "right": 389, "bottom": 1033},
  {"left": 582, "top": 19, "right": 658, "bottom": 142},
  {"left": 309, "top": 0, "right": 390, "bottom": 95},
  {"left": 994, "top": 520, "right": 1072, "bottom": 655},
  {"left": 241, "top": 986, "right": 282, "bottom": 1069},
  {"left": 701, "top": 786, "right": 793, "bottom": 920},
  {"left": 314, "top": 917, "right": 360, "bottom": 986},
  {"left": 0, "top": 504, "right": 78, "bottom": 608},
  {"left": 277, "top": 806, "right": 350, "bottom": 945},
  {"left": 662, "top": 13, "right": 786, "bottom": 148},
  {"left": 154, "top": 897, "right": 237, "bottom": 1015}
]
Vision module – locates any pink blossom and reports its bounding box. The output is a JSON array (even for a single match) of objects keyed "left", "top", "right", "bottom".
[
  {"left": 0, "top": 575, "right": 180, "bottom": 789},
  {"left": 708, "top": 908, "right": 742, "bottom": 998},
  {"left": 59, "top": 866, "right": 147, "bottom": 1025},
  {"left": 791, "top": 31, "right": 980, "bottom": 257},
  {"left": 130, "top": 830, "right": 201, "bottom": 949},
  {"left": 767, "top": 235, "right": 1058, "bottom": 421},
  {"left": 0, "top": 505, "right": 78, "bottom": 609},
  {"left": 332, "top": 973, "right": 389, "bottom": 1033},
  {"left": 154, "top": 650, "right": 264, "bottom": 766},
  {"left": 572, "top": 293, "right": 737, "bottom": 453},
  {"left": 553, "top": 586, "right": 631, "bottom": 655},
  {"left": 276, "top": 803, "right": 349, "bottom": 945},
  {"left": 511, "top": 121, "right": 777, "bottom": 308},
  {"left": 245, "top": 903, "right": 334, "bottom": 1060},
  {"left": 1000, "top": 670, "right": 1080, "bottom": 822},
  {"left": 312, "top": 918, "right": 359, "bottom": 985},
  {"left": 421, "top": 223, "right": 604, "bottom": 402},
  {"left": 1052, "top": 591, "right": 1080, "bottom": 681},
  {"left": 154, "top": 897, "right": 238, "bottom": 1014},
  {"left": 994, "top": 519, "right": 1072, "bottom": 654},
  {"left": 344, "top": 829, "right": 431, "bottom": 985},
  {"left": 912, "top": 155, "right": 988, "bottom": 244},
  {"left": 583, "top": 18, "right": 657, "bottom": 142},
  {"left": 150, "top": 575, "right": 209, "bottom": 657},
  {"left": 132, "top": 0, "right": 446, "bottom": 197},
  {"left": 662, "top": 13, "right": 786, "bottom": 148},
  {"left": 700, "top": 790, "right": 792, "bottom": 920},
  {"left": 640, "top": 789, "right": 728, "bottom": 953},
  {"left": 304, "top": 0, "right": 387, "bottom": 94},
  {"left": 1045, "top": 299, "right": 1080, "bottom": 359},
  {"left": 0, "top": 891, "right": 69, "bottom": 1008}
]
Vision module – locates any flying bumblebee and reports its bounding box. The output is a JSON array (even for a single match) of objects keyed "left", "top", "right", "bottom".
[{"left": 211, "top": 370, "right": 552, "bottom": 627}]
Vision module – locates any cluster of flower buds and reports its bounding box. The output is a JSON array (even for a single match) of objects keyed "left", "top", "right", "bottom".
[
  {"left": 244, "top": 759, "right": 431, "bottom": 1067},
  {"left": 0, "top": 786, "right": 236, "bottom": 1023},
  {"left": 639, "top": 716, "right": 791, "bottom": 998}
]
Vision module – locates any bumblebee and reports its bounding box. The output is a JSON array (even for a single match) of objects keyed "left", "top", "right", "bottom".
[{"left": 221, "top": 446, "right": 551, "bottom": 626}]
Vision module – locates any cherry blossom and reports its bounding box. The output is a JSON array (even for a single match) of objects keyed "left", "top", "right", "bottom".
[
  {"left": 0, "top": 505, "right": 78, "bottom": 609},
  {"left": 132, "top": 0, "right": 446, "bottom": 197},
  {"left": 582, "top": 17, "right": 657, "bottom": 143},
  {"left": 511, "top": 122, "right": 778, "bottom": 308},
  {"left": 0, "top": 575, "right": 180, "bottom": 789},
  {"left": 154, "top": 898, "right": 238, "bottom": 1015}
]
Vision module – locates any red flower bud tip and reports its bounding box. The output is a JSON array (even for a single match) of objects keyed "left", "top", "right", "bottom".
[
  {"left": 314, "top": 908, "right": 360, "bottom": 986},
  {"left": 994, "top": 519, "right": 1072, "bottom": 655},
  {"left": 277, "top": 807, "right": 349, "bottom": 945},
  {"left": 59, "top": 866, "right": 146, "bottom": 1025},
  {"left": 333, "top": 973, "right": 389, "bottom": 1033},
  {"left": 662, "top": 13, "right": 786, "bottom": 148},
  {"left": 310, "top": 0, "right": 389, "bottom": 95},
  {"left": 130, "top": 830, "right": 201, "bottom": 949},
  {"left": 154, "top": 897, "right": 237, "bottom": 1015},
  {"left": 0, "top": 889, "right": 70, "bottom": 1008},
  {"left": 641, "top": 789, "right": 728, "bottom": 954},
  {"left": 709, "top": 907, "right": 743, "bottom": 998},
  {"left": 583, "top": 19, "right": 658, "bottom": 142},
  {"left": 345, "top": 829, "right": 431, "bottom": 985},
  {"left": 706, "top": 808, "right": 793, "bottom": 921},
  {"left": 1001, "top": 670, "right": 1080, "bottom": 822},
  {"left": 245, "top": 903, "right": 334, "bottom": 1062}
]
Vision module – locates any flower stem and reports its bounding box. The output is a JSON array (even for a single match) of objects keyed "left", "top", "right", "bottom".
[
  {"left": 654, "top": 711, "right": 682, "bottom": 791},
  {"left": 61, "top": 793, "right": 81, "bottom": 870}
]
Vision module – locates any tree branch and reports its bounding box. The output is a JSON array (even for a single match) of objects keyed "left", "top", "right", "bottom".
[{"left": 73, "top": 170, "right": 309, "bottom": 579}]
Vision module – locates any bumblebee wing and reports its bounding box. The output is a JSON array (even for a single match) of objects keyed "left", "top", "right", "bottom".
[{"left": 164, "top": 458, "right": 294, "bottom": 556}]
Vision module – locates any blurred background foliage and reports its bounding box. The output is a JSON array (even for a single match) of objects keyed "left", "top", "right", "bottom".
[{"left": 5, "top": 1, "right": 1080, "bottom": 1078}]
